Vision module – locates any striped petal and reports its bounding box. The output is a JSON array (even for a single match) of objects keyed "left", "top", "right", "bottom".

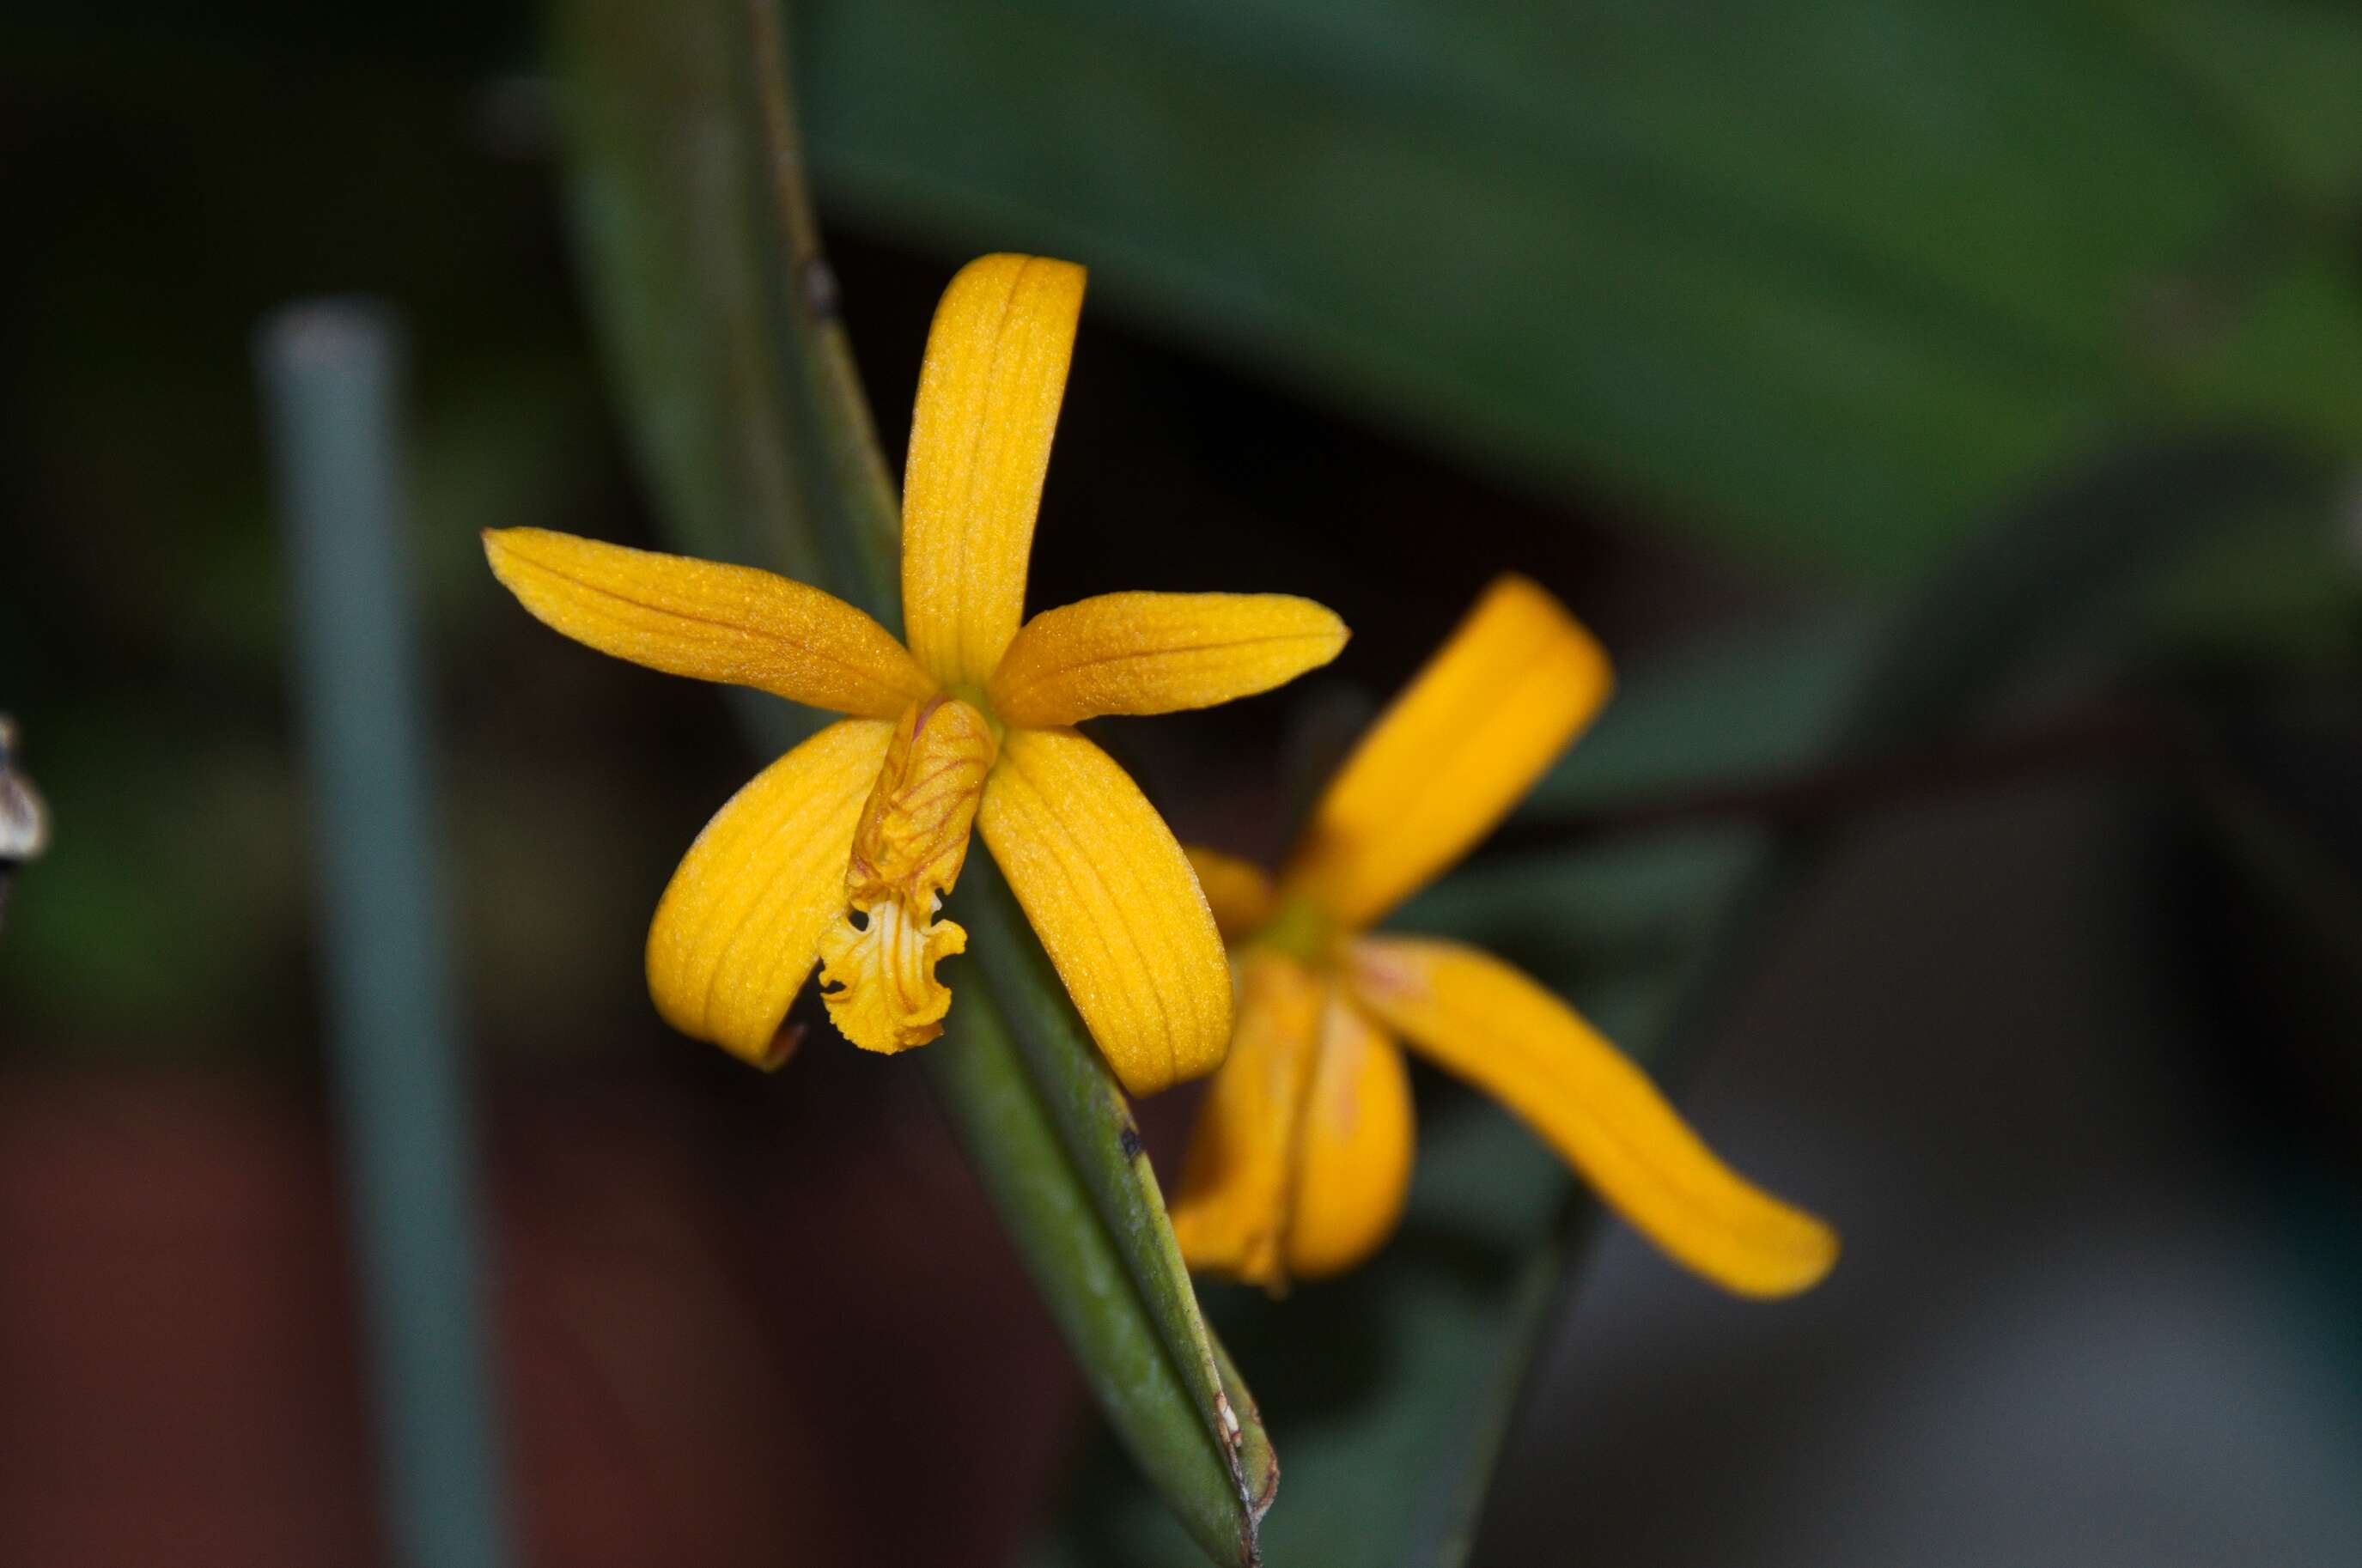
[
  {"left": 1348, "top": 935, "right": 1837, "bottom": 1298},
  {"left": 1169, "top": 951, "right": 1325, "bottom": 1291},
  {"left": 485, "top": 529, "right": 933, "bottom": 719},
  {"left": 1183, "top": 846, "right": 1278, "bottom": 944},
  {"left": 1282, "top": 575, "right": 1610, "bottom": 927},
  {"left": 975, "top": 726, "right": 1232, "bottom": 1097},
  {"left": 1284, "top": 988, "right": 1415, "bottom": 1281},
  {"left": 988, "top": 592, "right": 1348, "bottom": 728},
  {"left": 645, "top": 719, "right": 893, "bottom": 1067},
  {"left": 899, "top": 255, "right": 1087, "bottom": 688}
]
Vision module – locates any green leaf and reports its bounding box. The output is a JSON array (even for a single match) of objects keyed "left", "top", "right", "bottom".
[
  {"left": 557, "top": 0, "right": 900, "bottom": 618},
  {"left": 554, "top": 0, "right": 1271, "bottom": 1559},
  {"left": 1522, "top": 615, "right": 1877, "bottom": 817},
  {"left": 794, "top": 0, "right": 2362, "bottom": 579},
  {"left": 1034, "top": 1107, "right": 1571, "bottom": 1568},
  {"left": 2113, "top": 0, "right": 2362, "bottom": 214},
  {"left": 1829, "top": 436, "right": 2340, "bottom": 751},
  {"left": 921, "top": 987, "right": 1267, "bottom": 1564},
  {"left": 959, "top": 855, "right": 1279, "bottom": 1533}
]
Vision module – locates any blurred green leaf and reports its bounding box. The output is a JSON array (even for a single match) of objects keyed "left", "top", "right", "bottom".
[
  {"left": 2117, "top": 0, "right": 2362, "bottom": 212},
  {"left": 1523, "top": 615, "right": 1877, "bottom": 817},
  {"left": 1817, "top": 438, "right": 2335, "bottom": 755},
  {"left": 557, "top": 0, "right": 900, "bottom": 620},
  {"left": 2135, "top": 501, "right": 2362, "bottom": 672},
  {"left": 796, "top": 0, "right": 2362, "bottom": 578},
  {"left": 556, "top": 0, "right": 1272, "bottom": 1558}
]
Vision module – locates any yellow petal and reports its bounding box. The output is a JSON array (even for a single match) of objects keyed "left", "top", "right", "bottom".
[
  {"left": 1184, "top": 846, "right": 1278, "bottom": 943},
  {"left": 1169, "top": 951, "right": 1325, "bottom": 1292},
  {"left": 645, "top": 719, "right": 895, "bottom": 1068},
  {"left": 817, "top": 696, "right": 998, "bottom": 1054},
  {"left": 484, "top": 528, "right": 934, "bottom": 718},
  {"left": 1285, "top": 989, "right": 1415, "bottom": 1281},
  {"left": 1348, "top": 936, "right": 1838, "bottom": 1298},
  {"left": 1282, "top": 575, "right": 1611, "bottom": 927},
  {"left": 975, "top": 726, "right": 1233, "bottom": 1096},
  {"left": 987, "top": 592, "right": 1348, "bottom": 728},
  {"left": 899, "top": 255, "right": 1087, "bottom": 688}
]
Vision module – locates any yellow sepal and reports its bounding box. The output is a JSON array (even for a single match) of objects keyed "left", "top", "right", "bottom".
[
  {"left": 1170, "top": 951, "right": 1325, "bottom": 1291},
  {"left": 1172, "top": 963, "right": 1416, "bottom": 1291},
  {"left": 1285, "top": 990, "right": 1415, "bottom": 1281},
  {"left": 899, "top": 255, "right": 1087, "bottom": 688},
  {"left": 484, "top": 528, "right": 934, "bottom": 718},
  {"left": 988, "top": 591, "right": 1348, "bottom": 728},
  {"left": 644, "top": 719, "right": 895, "bottom": 1067},
  {"left": 1283, "top": 575, "right": 1610, "bottom": 927},
  {"left": 1183, "top": 847, "right": 1279, "bottom": 944},
  {"left": 1348, "top": 935, "right": 1838, "bottom": 1298},
  {"left": 976, "top": 726, "right": 1233, "bottom": 1096}
]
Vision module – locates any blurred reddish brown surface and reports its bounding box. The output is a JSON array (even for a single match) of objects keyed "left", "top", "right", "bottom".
[{"left": 0, "top": 1070, "right": 1081, "bottom": 1568}]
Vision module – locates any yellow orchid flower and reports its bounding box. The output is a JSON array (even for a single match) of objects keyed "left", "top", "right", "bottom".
[
  {"left": 484, "top": 255, "right": 1348, "bottom": 1095},
  {"left": 1169, "top": 576, "right": 1838, "bottom": 1298}
]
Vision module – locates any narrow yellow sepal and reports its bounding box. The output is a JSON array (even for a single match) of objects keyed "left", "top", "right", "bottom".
[
  {"left": 484, "top": 528, "right": 934, "bottom": 719},
  {"left": 645, "top": 719, "right": 895, "bottom": 1068},
  {"left": 1282, "top": 575, "right": 1611, "bottom": 927},
  {"left": 1348, "top": 935, "right": 1838, "bottom": 1298},
  {"left": 1183, "top": 846, "right": 1279, "bottom": 944},
  {"left": 976, "top": 726, "right": 1233, "bottom": 1096},
  {"left": 1284, "top": 989, "right": 1415, "bottom": 1281},
  {"left": 988, "top": 592, "right": 1348, "bottom": 728},
  {"left": 1170, "top": 951, "right": 1326, "bottom": 1291},
  {"left": 899, "top": 255, "right": 1087, "bottom": 689},
  {"left": 1172, "top": 963, "right": 1415, "bottom": 1292}
]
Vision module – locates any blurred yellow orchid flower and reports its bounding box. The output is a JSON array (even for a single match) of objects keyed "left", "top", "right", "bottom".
[
  {"left": 484, "top": 255, "right": 1348, "bottom": 1094},
  {"left": 1170, "top": 577, "right": 1838, "bottom": 1298}
]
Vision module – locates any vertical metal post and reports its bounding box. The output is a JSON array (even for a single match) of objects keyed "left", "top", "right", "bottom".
[{"left": 257, "top": 300, "right": 511, "bottom": 1568}]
